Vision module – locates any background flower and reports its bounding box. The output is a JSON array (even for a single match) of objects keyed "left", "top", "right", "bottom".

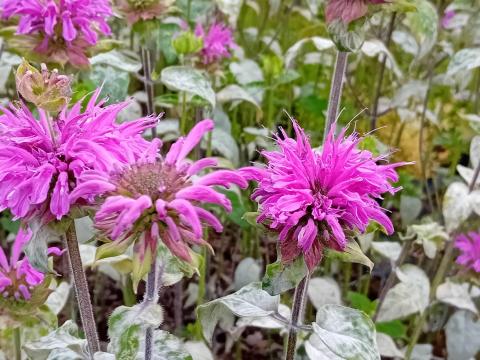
[
  {"left": 194, "top": 22, "right": 235, "bottom": 65},
  {"left": 326, "top": 0, "right": 388, "bottom": 24},
  {"left": 2, "top": 0, "right": 112, "bottom": 67},
  {"left": 454, "top": 232, "right": 480, "bottom": 272},
  {"left": 73, "top": 119, "right": 248, "bottom": 287},
  {"left": 0, "top": 89, "right": 156, "bottom": 223},
  {"left": 242, "top": 121, "right": 406, "bottom": 270},
  {"left": 116, "top": 0, "right": 175, "bottom": 25},
  {"left": 0, "top": 228, "right": 61, "bottom": 301}
]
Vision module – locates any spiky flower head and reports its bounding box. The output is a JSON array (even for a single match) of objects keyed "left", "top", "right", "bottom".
[
  {"left": 325, "top": 0, "right": 388, "bottom": 24},
  {"left": 241, "top": 121, "right": 406, "bottom": 270},
  {"left": 454, "top": 232, "right": 480, "bottom": 273},
  {"left": 2, "top": 0, "right": 112, "bottom": 67},
  {"left": 0, "top": 228, "right": 61, "bottom": 315},
  {"left": 0, "top": 89, "right": 156, "bottom": 224},
  {"left": 194, "top": 22, "right": 235, "bottom": 65},
  {"left": 116, "top": 0, "right": 175, "bottom": 25},
  {"left": 73, "top": 119, "right": 248, "bottom": 287},
  {"left": 15, "top": 59, "right": 72, "bottom": 113}
]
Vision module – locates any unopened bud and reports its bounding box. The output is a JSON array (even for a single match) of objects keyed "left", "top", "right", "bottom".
[
  {"left": 172, "top": 31, "right": 203, "bottom": 56},
  {"left": 16, "top": 59, "right": 72, "bottom": 113}
]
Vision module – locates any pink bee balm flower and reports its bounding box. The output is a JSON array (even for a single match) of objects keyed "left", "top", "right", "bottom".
[
  {"left": 0, "top": 89, "right": 157, "bottom": 223},
  {"left": 73, "top": 119, "right": 248, "bottom": 286},
  {"left": 0, "top": 228, "right": 62, "bottom": 301},
  {"left": 241, "top": 121, "right": 406, "bottom": 270},
  {"left": 325, "top": 0, "right": 388, "bottom": 24},
  {"left": 194, "top": 22, "right": 235, "bottom": 65},
  {"left": 2, "top": 0, "right": 112, "bottom": 45},
  {"left": 454, "top": 232, "right": 480, "bottom": 272},
  {"left": 2, "top": 0, "right": 112, "bottom": 67},
  {"left": 441, "top": 9, "right": 456, "bottom": 29}
]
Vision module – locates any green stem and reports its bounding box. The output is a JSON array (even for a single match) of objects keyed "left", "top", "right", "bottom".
[
  {"left": 284, "top": 274, "right": 310, "bottom": 360},
  {"left": 141, "top": 47, "right": 156, "bottom": 138},
  {"left": 14, "top": 327, "right": 21, "bottom": 360},
  {"left": 121, "top": 275, "right": 136, "bottom": 306},
  {"left": 65, "top": 223, "right": 100, "bottom": 358},
  {"left": 180, "top": 92, "right": 187, "bottom": 134},
  {"left": 324, "top": 51, "right": 349, "bottom": 139},
  {"left": 144, "top": 259, "right": 159, "bottom": 360},
  {"left": 343, "top": 262, "right": 352, "bottom": 295}
]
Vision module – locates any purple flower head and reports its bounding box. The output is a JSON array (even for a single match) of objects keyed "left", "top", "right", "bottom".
[
  {"left": 326, "top": 0, "right": 388, "bottom": 24},
  {"left": 441, "top": 9, "right": 456, "bottom": 29},
  {"left": 241, "top": 121, "right": 406, "bottom": 270},
  {"left": 0, "top": 228, "right": 62, "bottom": 301},
  {"left": 2, "top": 0, "right": 112, "bottom": 45},
  {"left": 194, "top": 22, "right": 235, "bottom": 65},
  {"left": 0, "top": 89, "right": 157, "bottom": 223},
  {"left": 116, "top": 0, "right": 174, "bottom": 25},
  {"left": 73, "top": 119, "right": 248, "bottom": 287},
  {"left": 454, "top": 232, "right": 480, "bottom": 272},
  {"left": 2, "top": 0, "right": 112, "bottom": 67}
]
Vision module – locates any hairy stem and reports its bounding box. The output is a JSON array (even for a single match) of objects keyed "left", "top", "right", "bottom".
[
  {"left": 14, "top": 327, "right": 21, "bottom": 360},
  {"left": 144, "top": 258, "right": 159, "bottom": 360},
  {"left": 141, "top": 47, "right": 156, "bottom": 138},
  {"left": 284, "top": 274, "right": 310, "bottom": 360},
  {"left": 324, "top": 51, "right": 349, "bottom": 140},
  {"left": 370, "top": 13, "right": 397, "bottom": 131},
  {"left": 373, "top": 240, "right": 411, "bottom": 322},
  {"left": 65, "top": 222, "right": 100, "bottom": 358}
]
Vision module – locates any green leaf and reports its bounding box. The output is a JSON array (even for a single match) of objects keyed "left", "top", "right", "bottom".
[
  {"left": 347, "top": 292, "right": 377, "bottom": 317},
  {"left": 262, "top": 257, "right": 308, "bottom": 296},
  {"left": 197, "top": 283, "right": 280, "bottom": 344},
  {"left": 325, "top": 238, "right": 374, "bottom": 272},
  {"left": 88, "top": 65, "right": 130, "bottom": 105},
  {"left": 305, "top": 305, "right": 380, "bottom": 360},
  {"left": 221, "top": 190, "right": 248, "bottom": 229},
  {"left": 160, "top": 66, "right": 215, "bottom": 108},
  {"left": 23, "top": 321, "right": 87, "bottom": 360},
  {"left": 376, "top": 320, "right": 407, "bottom": 340}
]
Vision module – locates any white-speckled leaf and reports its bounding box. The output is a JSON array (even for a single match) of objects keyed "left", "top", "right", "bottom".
[
  {"left": 447, "top": 48, "right": 480, "bottom": 76},
  {"left": 446, "top": 310, "right": 480, "bottom": 360},
  {"left": 371, "top": 241, "right": 402, "bottom": 262},
  {"left": 437, "top": 281, "right": 478, "bottom": 314},
  {"left": 443, "top": 181, "right": 472, "bottom": 232},
  {"left": 307, "top": 277, "right": 342, "bottom": 310},
  {"left": 305, "top": 305, "right": 380, "bottom": 360},
  {"left": 161, "top": 66, "right": 215, "bottom": 108},
  {"left": 197, "top": 283, "right": 279, "bottom": 344},
  {"left": 377, "top": 265, "right": 430, "bottom": 322},
  {"left": 376, "top": 333, "right": 404, "bottom": 359}
]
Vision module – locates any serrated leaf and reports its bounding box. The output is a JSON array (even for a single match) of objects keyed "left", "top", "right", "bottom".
[
  {"left": 197, "top": 283, "right": 279, "bottom": 344},
  {"left": 305, "top": 305, "right": 380, "bottom": 360},
  {"left": 161, "top": 66, "right": 215, "bottom": 108},
  {"left": 262, "top": 257, "right": 308, "bottom": 296}
]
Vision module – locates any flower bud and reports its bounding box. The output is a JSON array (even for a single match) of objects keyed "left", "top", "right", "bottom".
[
  {"left": 172, "top": 31, "right": 204, "bottom": 56},
  {"left": 15, "top": 59, "right": 72, "bottom": 113}
]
